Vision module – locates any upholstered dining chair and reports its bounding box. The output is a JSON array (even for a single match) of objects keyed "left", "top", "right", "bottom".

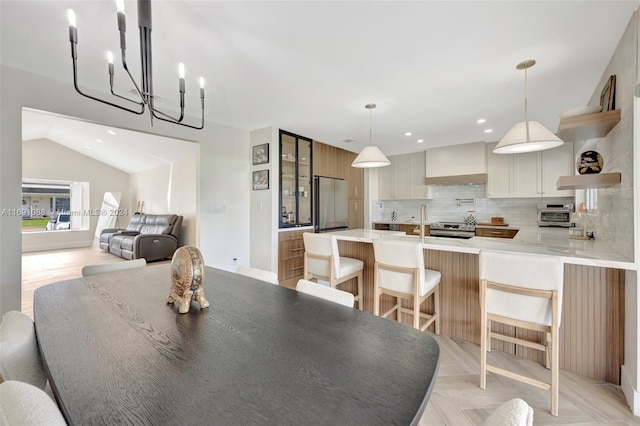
[
  {"left": 0, "top": 311, "right": 47, "bottom": 390},
  {"left": 303, "top": 232, "right": 364, "bottom": 310},
  {"left": 0, "top": 380, "right": 67, "bottom": 425},
  {"left": 372, "top": 239, "right": 441, "bottom": 332},
  {"left": 479, "top": 250, "right": 563, "bottom": 416},
  {"left": 482, "top": 398, "right": 534, "bottom": 426},
  {"left": 81, "top": 258, "right": 147, "bottom": 277},
  {"left": 235, "top": 265, "right": 279, "bottom": 285},
  {"left": 296, "top": 279, "right": 355, "bottom": 308}
]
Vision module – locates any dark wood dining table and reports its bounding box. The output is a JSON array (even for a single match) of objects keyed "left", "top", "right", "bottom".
[{"left": 34, "top": 263, "right": 440, "bottom": 425}]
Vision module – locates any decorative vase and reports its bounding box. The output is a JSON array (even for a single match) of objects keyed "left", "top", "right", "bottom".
[
  {"left": 166, "top": 246, "right": 208, "bottom": 314},
  {"left": 577, "top": 150, "right": 603, "bottom": 175},
  {"left": 464, "top": 211, "right": 477, "bottom": 225}
]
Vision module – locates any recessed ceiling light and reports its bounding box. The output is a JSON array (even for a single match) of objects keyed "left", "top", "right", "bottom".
[
  {"left": 107, "top": 130, "right": 116, "bottom": 135},
  {"left": 484, "top": 129, "right": 493, "bottom": 133},
  {"left": 95, "top": 139, "right": 103, "bottom": 143},
  {"left": 85, "top": 146, "right": 93, "bottom": 150},
  {"left": 405, "top": 132, "right": 412, "bottom": 136},
  {"left": 417, "top": 139, "right": 424, "bottom": 143},
  {"left": 477, "top": 119, "right": 486, "bottom": 124}
]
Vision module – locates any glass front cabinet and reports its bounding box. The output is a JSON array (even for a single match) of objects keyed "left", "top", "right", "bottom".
[{"left": 279, "top": 130, "right": 312, "bottom": 228}]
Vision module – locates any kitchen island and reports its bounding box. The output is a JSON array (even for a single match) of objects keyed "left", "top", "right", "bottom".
[{"left": 327, "top": 228, "right": 634, "bottom": 385}]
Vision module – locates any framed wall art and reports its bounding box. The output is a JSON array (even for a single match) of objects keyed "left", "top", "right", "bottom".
[
  {"left": 252, "top": 143, "right": 269, "bottom": 165},
  {"left": 600, "top": 75, "right": 616, "bottom": 112},
  {"left": 252, "top": 170, "right": 269, "bottom": 190}
]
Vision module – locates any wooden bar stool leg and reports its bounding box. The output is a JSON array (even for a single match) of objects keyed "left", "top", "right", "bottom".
[
  {"left": 480, "top": 280, "right": 487, "bottom": 390},
  {"left": 434, "top": 285, "right": 440, "bottom": 335},
  {"left": 356, "top": 272, "right": 363, "bottom": 311}
]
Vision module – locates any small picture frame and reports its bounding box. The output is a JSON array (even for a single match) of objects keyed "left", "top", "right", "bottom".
[
  {"left": 252, "top": 143, "right": 269, "bottom": 165},
  {"left": 600, "top": 75, "right": 616, "bottom": 112},
  {"left": 252, "top": 170, "right": 269, "bottom": 190}
]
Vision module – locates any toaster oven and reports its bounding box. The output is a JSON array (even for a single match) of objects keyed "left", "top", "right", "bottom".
[{"left": 537, "top": 203, "right": 573, "bottom": 227}]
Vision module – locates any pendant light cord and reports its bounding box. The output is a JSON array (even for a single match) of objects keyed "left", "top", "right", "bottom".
[{"left": 524, "top": 66, "right": 530, "bottom": 142}]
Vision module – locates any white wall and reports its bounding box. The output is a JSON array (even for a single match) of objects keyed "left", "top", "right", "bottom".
[
  {"left": 249, "top": 127, "right": 278, "bottom": 273},
  {"left": 130, "top": 155, "right": 198, "bottom": 248},
  {"left": 590, "top": 9, "right": 640, "bottom": 414},
  {"left": 21, "top": 138, "right": 130, "bottom": 252},
  {"left": 0, "top": 64, "right": 249, "bottom": 315}
]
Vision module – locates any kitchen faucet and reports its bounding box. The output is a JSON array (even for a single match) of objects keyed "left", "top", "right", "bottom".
[{"left": 420, "top": 203, "right": 428, "bottom": 244}]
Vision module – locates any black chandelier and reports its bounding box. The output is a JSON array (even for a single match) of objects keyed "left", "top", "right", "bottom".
[{"left": 67, "top": 0, "right": 205, "bottom": 129}]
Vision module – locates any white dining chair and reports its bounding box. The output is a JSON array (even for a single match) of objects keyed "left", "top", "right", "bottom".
[
  {"left": 235, "top": 265, "right": 279, "bottom": 285},
  {"left": 482, "top": 398, "right": 534, "bottom": 426},
  {"left": 303, "top": 232, "right": 364, "bottom": 310},
  {"left": 479, "top": 250, "right": 563, "bottom": 416},
  {"left": 372, "top": 239, "right": 441, "bottom": 332},
  {"left": 81, "top": 258, "right": 147, "bottom": 277},
  {"left": 296, "top": 279, "right": 355, "bottom": 308},
  {"left": 0, "top": 380, "right": 67, "bottom": 426},
  {"left": 0, "top": 311, "right": 47, "bottom": 390}
]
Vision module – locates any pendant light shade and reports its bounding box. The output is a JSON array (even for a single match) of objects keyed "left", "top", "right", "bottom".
[
  {"left": 352, "top": 145, "right": 391, "bottom": 168},
  {"left": 493, "top": 60, "right": 563, "bottom": 154},
  {"left": 351, "top": 103, "right": 391, "bottom": 168},
  {"left": 494, "top": 121, "right": 564, "bottom": 154}
]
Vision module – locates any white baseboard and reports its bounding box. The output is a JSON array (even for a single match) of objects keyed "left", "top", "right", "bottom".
[
  {"left": 21, "top": 240, "right": 92, "bottom": 253},
  {"left": 621, "top": 365, "right": 640, "bottom": 416}
]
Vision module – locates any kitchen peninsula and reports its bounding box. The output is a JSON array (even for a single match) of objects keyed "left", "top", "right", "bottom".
[{"left": 327, "top": 228, "right": 634, "bottom": 386}]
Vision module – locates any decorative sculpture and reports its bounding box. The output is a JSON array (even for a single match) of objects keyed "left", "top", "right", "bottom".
[{"left": 166, "top": 246, "right": 209, "bottom": 314}]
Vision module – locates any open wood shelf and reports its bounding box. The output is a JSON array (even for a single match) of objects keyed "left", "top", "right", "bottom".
[
  {"left": 557, "top": 109, "right": 621, "bottom": 141},
  {"left": 556, "top": 172, "right": 621, "bottom": 190}
]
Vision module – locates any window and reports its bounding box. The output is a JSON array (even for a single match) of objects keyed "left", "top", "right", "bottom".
[{"left": 21, "top": 180, "right": 89, "bottom": 232}]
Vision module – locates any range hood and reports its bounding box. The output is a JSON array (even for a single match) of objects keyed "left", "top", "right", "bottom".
[{"left": 424, "top": 173, "right": 488, "bottom": 185}]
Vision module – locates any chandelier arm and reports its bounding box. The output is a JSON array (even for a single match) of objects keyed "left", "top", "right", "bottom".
[
  {"left": 150, "top": 108, "right": 204, "bottom": 130},
  {"left": 149, "top": 106, "right": 184, "bottom": 123},
  {"left": 71, "top": 57, "right": 145, "bottom": 115}
]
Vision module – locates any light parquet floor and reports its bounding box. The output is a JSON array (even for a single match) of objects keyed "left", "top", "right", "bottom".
[{"left": 20, "top": 246, "right": 640, "bottom": 425}]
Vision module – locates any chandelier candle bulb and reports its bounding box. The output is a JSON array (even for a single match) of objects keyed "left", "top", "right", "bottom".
[
  {"left": 178, "top": 63, "right": 185, "bottom": 80},
  {"left": 67, "top": 9, "right": 76, "bottom": 28},
  {"left": 116, "top": 0, "right": 125, "bottom": 14}
]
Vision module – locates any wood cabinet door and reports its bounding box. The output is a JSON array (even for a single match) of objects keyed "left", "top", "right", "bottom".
[
  {"left": 409, "top": 151, "right": 428, "bottom": 199},
  {"left": 348, "top": 199, "right": 364, "bottom": 229}
]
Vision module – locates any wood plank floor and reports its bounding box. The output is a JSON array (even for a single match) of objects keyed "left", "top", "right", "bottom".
[{"left": 20, "top": 246, "right": 640, "bottom": 425}]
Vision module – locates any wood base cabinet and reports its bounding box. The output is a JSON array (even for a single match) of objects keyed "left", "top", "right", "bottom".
[{"left": 278, "top": 230, "right": 306, "bottom": 288}]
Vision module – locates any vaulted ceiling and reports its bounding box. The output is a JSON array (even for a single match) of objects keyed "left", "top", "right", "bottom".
[{"left": 3, "top": 1, "right": 639, "bottom": 160}]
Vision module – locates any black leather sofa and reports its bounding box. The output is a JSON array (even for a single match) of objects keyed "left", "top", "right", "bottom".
[{"left": 99, "top": 214, "right": 183, "bottom": 261}]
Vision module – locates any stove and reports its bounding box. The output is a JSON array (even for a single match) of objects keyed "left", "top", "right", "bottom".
[{"left": 430, "top": 222, "right": 475, "bottom": 239}]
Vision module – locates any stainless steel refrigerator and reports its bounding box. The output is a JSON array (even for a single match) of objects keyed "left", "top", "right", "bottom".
[{"left": 314, "top": 176, "right": 349, "bottom": 232}]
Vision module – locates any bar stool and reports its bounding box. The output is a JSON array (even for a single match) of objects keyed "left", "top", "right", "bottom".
[
  {"left": 479, "top": 250, "right": 563, "bottom": 416},
  {"left": 372, "top": 239, "right": 441, "bottom": 332},
  {"left": 303, "top": 233, "right": 364, "bottom": 310}
]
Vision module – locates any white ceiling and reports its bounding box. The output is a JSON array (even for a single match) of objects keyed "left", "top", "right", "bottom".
[
  {"left": 3, "top": 1, "right": 640, "bottom": 162},
  {"left": 22, "top": 108, "right": 197, "bottom": 174}
]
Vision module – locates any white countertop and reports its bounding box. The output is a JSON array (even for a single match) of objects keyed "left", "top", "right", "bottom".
[{"left": 327, "top": 227, "right": 636, "bottom": 270}]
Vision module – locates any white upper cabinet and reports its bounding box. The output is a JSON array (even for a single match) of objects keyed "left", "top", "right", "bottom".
[
  {"left": 541, "top": 142, "right": 574, "bottom": 197},
  {"left": 425, "top": 142, "right": 487, "bottom": 178},
  {"left": 486, "top": 143, "right": 512, "bottom": 198},
  {"left": 377, "top": 152, "right": 429, "bottom": 200},
  {"left": 486, "top": 141, "right": 574, "bottom": 198}
]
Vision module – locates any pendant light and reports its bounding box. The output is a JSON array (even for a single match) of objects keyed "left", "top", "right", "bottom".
[
  {"left": 493, "top": 60, "right": 563, "bottom": 154},
  {"left": 351, "top": 103, "right": 391, "bottom": 168}
]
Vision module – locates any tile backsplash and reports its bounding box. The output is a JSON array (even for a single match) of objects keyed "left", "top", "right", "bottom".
[{"left": 372, "top": 184, "right": 573, "bottom": 226}]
